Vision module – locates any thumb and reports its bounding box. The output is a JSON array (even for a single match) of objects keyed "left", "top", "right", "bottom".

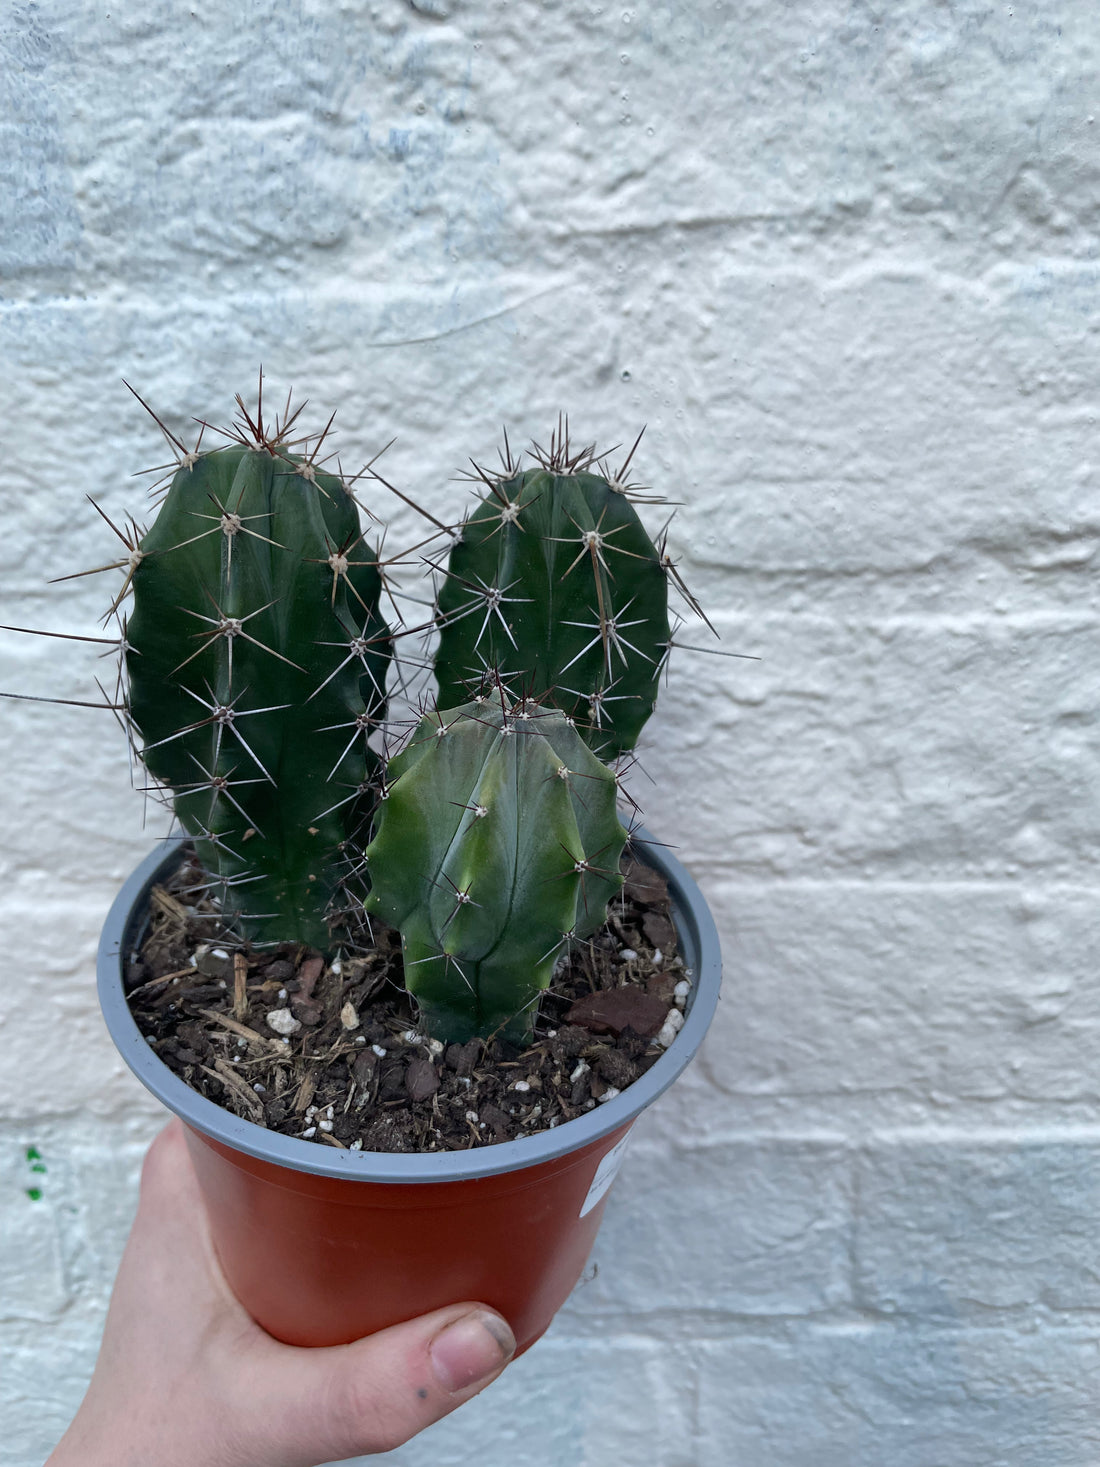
[{"left": 245, "top": 1304, "right": 516, "bottom": 1466}]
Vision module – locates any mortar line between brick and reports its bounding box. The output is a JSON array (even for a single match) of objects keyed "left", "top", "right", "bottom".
[
  {"left": 1, "top": 254, "right": 1098, "bottom": 315},
  {"left": 661, "top": 609, "right": 1100, "bottom": 631},
  {"left": 634, "top": 1125, "right": 1100, "bottom": 1148},
  {"left": 671, "top": 876, "right": 1100, "bottom": 893}
]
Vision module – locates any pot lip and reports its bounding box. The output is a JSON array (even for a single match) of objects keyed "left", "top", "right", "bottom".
[{"left": 97, "top": 828, "right": 722, "bottom": 1184}]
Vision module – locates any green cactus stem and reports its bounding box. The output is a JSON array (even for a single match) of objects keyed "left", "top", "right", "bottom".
[
  {"left": 125, "top": 405, "right": 390, "bottom": 950},
  {"left": 432, "top": 430, "right": 671, "bottom": 761},
  {"left": 363, "top": 695, "right": 630, "bottom": 1043}
]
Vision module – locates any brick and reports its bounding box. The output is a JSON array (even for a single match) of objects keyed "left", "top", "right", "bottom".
[
  {"left": 692, "top": 882, "right": 1100, "bottom": 1118},
  {"left": 365, "top": 1334, "right": 687, "bottom": 1467},
  {"left": 636, "top": 614, "right": 1100, "bottom": 882},
  {"left": 507, "top": 3, "right": 1098, "bottom": 262},
  {"left": 855, "top": 1141, "right": 1100, "bottom": 1317},
  {"left": 58, "top": 1119, "right": 159, "bottom": 1291},
  {"left": 562, "top": 1136, "right": 853, "bottom": 1318},
  {"left": 662, "top": 261, "right": 1100, "bottom": 589},
  {"left": 0, "top": 1138, "right": 71, "bottom": 1323},
  {"left": 7, "top": 3, "right": 1092, "bottom": 292},
  {"left": 693, "top": 1325, "right": 1100, "bottom": 1467},
  {"left": 0, "top": 8, "right": 485, "bottom": 291},
  {"left": 0, "top": 1117, "right": 155, "bottom": 1313},
  {"left": 0, "top": 921, "right": 166, "bottom": 1114},
  {"left": 0, "top": 1313, "right": 102, "bottom": 1467}
]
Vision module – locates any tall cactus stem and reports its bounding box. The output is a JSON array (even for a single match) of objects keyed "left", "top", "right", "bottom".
[{"left": 124, "top": 395, "right": 391, "bottom": 950}]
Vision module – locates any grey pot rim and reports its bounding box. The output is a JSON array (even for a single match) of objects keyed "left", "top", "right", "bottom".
[{"left": 97, "top": 829, "right": 722, "bottom": 1184}]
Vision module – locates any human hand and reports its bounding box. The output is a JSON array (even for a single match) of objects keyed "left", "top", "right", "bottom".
[{"left": 46, "top": 1119, "right": 516, "bottom": 1467}]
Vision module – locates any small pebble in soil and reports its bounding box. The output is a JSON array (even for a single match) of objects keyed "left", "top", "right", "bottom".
[
  {"left": 512, "top": 1080, "right": 531, "bottom": 1092},
  {"left": 266, "top": 1008, "right": 301, "bottom": 1037},
  {"left": 619, "top": 948, "right": 638, "bottom": 962},
  {"left": 570, "top": 1061, "right": 589, "bottom": 1082},
  {"left": 301, "top": 1126, "right": 316, "bottom": 1138},
  {"left": 656, "top": 1008, "right": 685, "bottom": 1048},
  {"left": 673, "top": 979, "right": 690, "bottom": 1009},
  {"left": 371, "top": 1044, "right": 387, "bottom": 1058},
  {"left": 598, "top": 1086, "right": 622, "bottom": 1104}
]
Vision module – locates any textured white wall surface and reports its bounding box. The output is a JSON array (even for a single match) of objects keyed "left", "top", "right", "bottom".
[{"left": 3, "top": 1, "right": 1100, "bottom": 1463}]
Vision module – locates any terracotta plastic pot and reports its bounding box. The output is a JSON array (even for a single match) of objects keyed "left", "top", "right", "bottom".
[{"left": 98, "top": 832, "right": 721, "bottom": 1352}]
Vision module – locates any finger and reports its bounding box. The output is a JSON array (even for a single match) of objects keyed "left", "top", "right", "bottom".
[
  {"left": 241, "top": 1303, "right": 516, "bottom": 1466},
  {"left": 117, "top": 1120, "right": 252, "bottom": 1330}
]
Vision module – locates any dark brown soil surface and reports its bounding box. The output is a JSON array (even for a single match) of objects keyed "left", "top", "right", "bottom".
[{"left": 126, "top": 849, "right": 692, "bottom": 1154}]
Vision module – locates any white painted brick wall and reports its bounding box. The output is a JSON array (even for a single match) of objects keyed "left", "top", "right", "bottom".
[{"left": 3, "top": 2, "right": 1099, "bottom": 1462}]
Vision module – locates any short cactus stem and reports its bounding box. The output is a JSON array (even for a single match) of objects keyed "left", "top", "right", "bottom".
[
  {"left": 433, "top": 437, "right": 671, "bottom": 760},
  {"left": 363, "top": 696, "right": 630, "bottom": 1043}
]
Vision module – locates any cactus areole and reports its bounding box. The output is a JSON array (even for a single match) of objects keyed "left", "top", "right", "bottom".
[
  {"left": 126, "top": 443, "right": 390, "bottom": 951},
  {"left": 364, "top": 697, "right": 630, "bottom": 1044}
]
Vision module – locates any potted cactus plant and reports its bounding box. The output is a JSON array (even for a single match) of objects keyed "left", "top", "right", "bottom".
[{"left": 43, "top": 388, "right": 722, "bottom": 1353}]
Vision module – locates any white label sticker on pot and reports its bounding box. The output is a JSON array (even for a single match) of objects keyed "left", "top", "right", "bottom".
[{"left": 580, "top": 1133, "right": 632, "bottom": 1218}]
